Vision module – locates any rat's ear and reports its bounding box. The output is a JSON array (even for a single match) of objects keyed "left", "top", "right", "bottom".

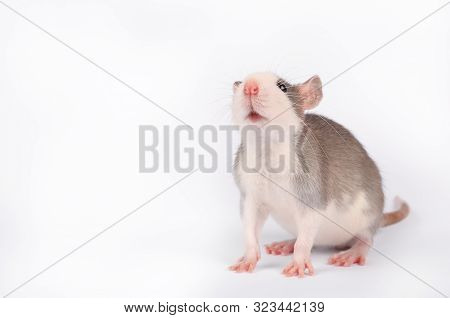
[{"left": 298, "top": 75, "right": 323, "bottom": 110}]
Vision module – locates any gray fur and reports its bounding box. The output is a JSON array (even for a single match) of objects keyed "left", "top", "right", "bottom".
[{"left": 296, "top": 114, "right": 384, "bottom": 233}]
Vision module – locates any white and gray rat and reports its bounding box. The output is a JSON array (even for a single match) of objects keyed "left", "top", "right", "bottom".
[{"left": 229, "top": 72, "right": 409, "bottom": 277}]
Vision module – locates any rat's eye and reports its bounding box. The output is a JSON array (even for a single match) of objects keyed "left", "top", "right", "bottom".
[
  {"left": 234, "top": 81, "right": 242, "bottom": 87},
  {"left": 277, "top": 82, "right": 287, "bottom": 92}
]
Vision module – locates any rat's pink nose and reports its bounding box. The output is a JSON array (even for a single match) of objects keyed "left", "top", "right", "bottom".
[{"left": 244, "top": 80, "right": 259, "bottom": 96}]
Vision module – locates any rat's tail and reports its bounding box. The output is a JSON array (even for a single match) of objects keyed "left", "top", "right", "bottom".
[{"left": 381, "top": 196, "right": 410, "bottom": 227}]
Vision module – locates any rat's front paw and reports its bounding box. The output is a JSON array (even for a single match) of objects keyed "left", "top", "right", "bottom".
[
  {"left": 229, "top": 254, "right": 259, "bottom": 273},
  {"left": 282, "top": 258, "right": 314, "bottom": 277}
]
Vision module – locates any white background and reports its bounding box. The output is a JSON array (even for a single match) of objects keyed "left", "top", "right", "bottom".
[{"left": 0, "top": 0, "right": 449, "bottom": 297}]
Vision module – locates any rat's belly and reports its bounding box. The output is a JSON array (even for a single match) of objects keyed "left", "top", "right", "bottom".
[
  {"left": 240, "top": 169, "right": 373, "bottom": 246},
  {"left": 267, "top": 191, "right": 373, "bottom": 246}
]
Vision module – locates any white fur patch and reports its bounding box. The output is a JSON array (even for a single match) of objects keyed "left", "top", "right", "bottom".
[{"left": 314, "top": 192, "right": 372, "bottom": 246}]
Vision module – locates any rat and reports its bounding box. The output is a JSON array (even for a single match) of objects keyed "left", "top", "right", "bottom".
[{"left": 229, "top": 72, "right": 409, "bottom": 277}]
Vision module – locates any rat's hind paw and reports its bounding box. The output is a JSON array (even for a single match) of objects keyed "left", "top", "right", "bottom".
[
  {"left": 328, "top": 249, "right": 366, "bottom": 266},
  {"left": 265, "top": 240, "right": 295, "bottom": 256}
]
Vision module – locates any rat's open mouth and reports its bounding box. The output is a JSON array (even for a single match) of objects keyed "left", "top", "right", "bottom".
[{"left": 247, "top": 110, "right": 265, "bottom": 122}]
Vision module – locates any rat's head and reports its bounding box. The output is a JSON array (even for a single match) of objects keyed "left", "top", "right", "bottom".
[{"left": 231, "top": 72, "right": 323, "bottom": 128}]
